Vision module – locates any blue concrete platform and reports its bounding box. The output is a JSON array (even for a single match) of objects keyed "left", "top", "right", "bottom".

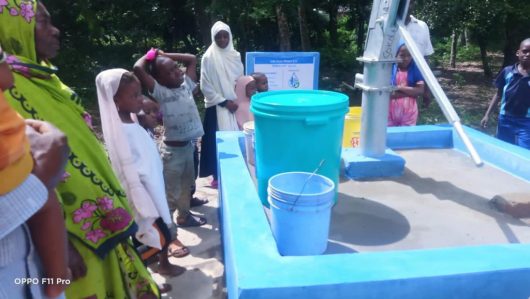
[
  {"left": 217, "top": 125, "right": 530, "bottom": 299},
  {"left": 342, "top": 148, "right": 405, "bottom": 180}
]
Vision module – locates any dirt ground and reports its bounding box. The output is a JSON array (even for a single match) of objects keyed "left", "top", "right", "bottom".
[
  {"left": 419, "top": 56, "right": 503, "bottom": 135},
  {"left": 151, "top": 176, "right": 225, "bottom": 299}
]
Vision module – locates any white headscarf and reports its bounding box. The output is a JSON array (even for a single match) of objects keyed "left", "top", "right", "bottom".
[
  {"left": 234, "top": 75, "right": 255, "bottom": 130},
  {"left": 96, "top": 69, "right": 162, "bottom": 249},
  {"left": 201, "top": 21, "right": 243, "bottom": 130}
]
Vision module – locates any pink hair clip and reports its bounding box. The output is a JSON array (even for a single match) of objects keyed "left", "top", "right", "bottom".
[{"left": 145, "top": 48, "right": 158, "bottom": 61}]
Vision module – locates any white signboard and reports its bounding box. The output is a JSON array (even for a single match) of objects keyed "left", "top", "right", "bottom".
[{"left": 245, "top": 52, "right": 320, "bottom": 90}]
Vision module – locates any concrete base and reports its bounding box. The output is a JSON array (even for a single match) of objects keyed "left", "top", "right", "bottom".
[
  {"left": 217, "top": 126, "right": 530, "bottom": 299},
  {"left": 343, "top": 148, "right": 405, "bottom": 180}
]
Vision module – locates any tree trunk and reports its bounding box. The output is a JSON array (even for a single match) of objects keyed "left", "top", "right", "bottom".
[
  {"left": 298, "top": 0, "right": 311, "bottom": 51},
  {"left": 464, "top": 28, "right": 471, "bottom": 46},
  {"left": 195, "top": 0, "right": 212, "bottom": 47},
  {"left": 450, "top": 30, "right": 458, "bottom": 68},
  {"left": 458, "top": 31, "right": 466, "bottom": 47},
  {"left": 354, "top": 0, "right": 369, "bottom": 56},
  {"left": 162, "top": 29, "right": 174, "bottom": 50},
  {"left": 238, "top": 1, "right": 250, "bottom": 54},
  {"left": 502, "top": 13, "right": 518, "bottom": 67},
  {"left": 328, "top": 1, "right": 338, "bottom": 45},
  {"left": 478, "top": 39, "right": 492, "bottom": 77},
  {"left": 276, "top": 3, "right": 291, "bottom": 51}
]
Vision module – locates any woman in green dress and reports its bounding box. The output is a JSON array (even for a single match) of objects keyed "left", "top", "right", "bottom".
[{"left": 0, "top": 1, "right": 159, "bottom": 298}]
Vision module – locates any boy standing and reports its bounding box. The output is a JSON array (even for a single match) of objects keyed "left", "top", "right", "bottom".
[
  {"left": 481, "top": 38, "right": 530, "bottom": 149},
  {"left": 134, "top": 49, "right": 207, "bottom": 227}
]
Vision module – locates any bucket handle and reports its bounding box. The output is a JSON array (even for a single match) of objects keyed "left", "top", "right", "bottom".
[
  {"left": 289, "top": 159, "right": 326, "bottom": 211},
  {"left": 305, "top": 116, "right": 329, "bottom": 126}
]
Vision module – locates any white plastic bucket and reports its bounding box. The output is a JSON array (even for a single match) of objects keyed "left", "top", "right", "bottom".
[{"left": 243, "top": 121, "right": 255, "bottom": 166}]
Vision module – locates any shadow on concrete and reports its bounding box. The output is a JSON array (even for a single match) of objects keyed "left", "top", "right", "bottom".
[
  {"left": 179, "top": 203, "right": 223, "bottom": 253},
  {"left": 328, "top": 193, "right": 411, "bottom": 247},
  {"left": 389, "top": 168, "right": 529, "bottom": 243},
  {"left": 152, "top": 265, "right": 224, "bottom": 299}
]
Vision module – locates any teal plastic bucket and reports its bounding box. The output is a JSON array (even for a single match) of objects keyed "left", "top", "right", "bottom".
[
  {"left": 267, "top": 172, "right": 335, "bottom": 256},
  {"left": 251, "top": 89, "right": 348, "bottom": 206}
]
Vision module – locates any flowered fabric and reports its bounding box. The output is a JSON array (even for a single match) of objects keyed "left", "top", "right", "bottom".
[
  {"left": 0, "top": 1, "right": 159, "bottom": 298},
  {"left": 67, "top": 237, "right": 159, "bottom": 299},
  {"left": 0, "top": 0, "right": 34, "bottom": 22},
  {"left": 1, "top": 0, "right": 134, "bottom": 258},
  {"left": 0, "top": 0, "right": 37, "bottom": 61}
]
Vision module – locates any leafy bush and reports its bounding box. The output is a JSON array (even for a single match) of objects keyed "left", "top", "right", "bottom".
[
  {"left": 457, "top": 44, "right": 481, "bottom": 61},
  {"left": 431, "top": 38, "right": 483, "bottom": 66}
]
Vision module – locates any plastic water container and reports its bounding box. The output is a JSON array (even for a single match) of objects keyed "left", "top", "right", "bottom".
[
  {"left": 342, "top": 107, "right": 362, "bottom": 148},
  {"left": 251, "top": 90, "right": 348, "bottom": 206},
  {"left": 268, "top": 172, "right": 335, "bottom": 256},
  {"left": 243, "top": 121, "right": 255, "bottom": 166}
]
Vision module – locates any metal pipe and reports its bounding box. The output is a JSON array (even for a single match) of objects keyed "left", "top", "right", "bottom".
[
  {"left": 398, "top": 24, "right": 483, "bottom": 166},
  {"left": 357, "top": 0, "right": 403, "bottom": 158},
  {"left": 359, "top": 61, "right": 394, "bottom": 157},
  {"left": 398, "top": 25, "right": 460, "bottom": 122},
  {"left": 453, "top": 122, "right": 483, "bottom": 166}
]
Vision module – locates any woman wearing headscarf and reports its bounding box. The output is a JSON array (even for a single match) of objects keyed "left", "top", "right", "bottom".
[
  {"left": 199, "top": 21, "right": 244, "bottom": 187},
  {"left": 0, "top": 1, "right": 159, "bottom": 298}
]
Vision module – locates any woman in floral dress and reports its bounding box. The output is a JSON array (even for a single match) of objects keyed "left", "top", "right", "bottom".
[{"left": 0, "top": 1, "right": 159, "bottom": 298}]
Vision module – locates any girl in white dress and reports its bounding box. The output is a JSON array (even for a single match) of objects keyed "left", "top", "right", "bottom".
[{"left": 199, "top": 21, "right": 244, "bottom": 186}]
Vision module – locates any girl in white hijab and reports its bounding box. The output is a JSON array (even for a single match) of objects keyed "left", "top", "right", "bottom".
[
  {"left": 199, "top": 21, "right": 244, "bottom": 185},
  {"left": 96, "top": 69, "right": 186, "bottom": 278}
]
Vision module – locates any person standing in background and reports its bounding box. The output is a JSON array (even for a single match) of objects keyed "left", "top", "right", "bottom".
[
  {"left": 481, "top": 38, "right": 530, "bottom": 149},
  {"left": 199, "top": 21, "right": 244, "bottom": 188},
  {"left": 403, "top": 0, "right": 434, "bottom": 107},
  {"left": 1, "top": 2, "right": 160, "bottom": 297}
]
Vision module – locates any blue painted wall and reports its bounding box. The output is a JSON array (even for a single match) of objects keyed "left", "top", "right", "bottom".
[
  {"left": 217, "top": 127, "right": 530, "bottom": 299},
  {"left": 453, "top": 126, "right": 530, "bottom": 182}
]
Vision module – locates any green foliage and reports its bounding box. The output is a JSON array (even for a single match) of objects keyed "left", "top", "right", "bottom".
[
  {"left": 418, "top": 100, "right": 496, "bottom": 136},
  {"left": 318, "top": 15, "right": 359, "bottom": 73},
  {"left": 431, "top": 38, "right": 484, "bottom": 66},
  {"left": 452, "top": 73, "right": 466, "bottom": 87},
  {"left": 429, "top": 38, "right": 449, "bottom": 63},
  {"left": 417, "top": 103, "right": 444, "bottom": 125},
  {"left": 456, "top": 45, "right": 481, "bottom": 61},
  {"left": 38, "top": 0, "right": 528, "bottom": 123}
]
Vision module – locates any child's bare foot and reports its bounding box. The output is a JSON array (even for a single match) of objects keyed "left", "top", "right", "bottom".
[{"left": 156, "top": 263, "right": 186, "bottom": 277}]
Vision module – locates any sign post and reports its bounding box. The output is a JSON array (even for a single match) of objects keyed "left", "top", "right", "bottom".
[{"left": 245, "top": 52, "right": 320, "bottom": 91}]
